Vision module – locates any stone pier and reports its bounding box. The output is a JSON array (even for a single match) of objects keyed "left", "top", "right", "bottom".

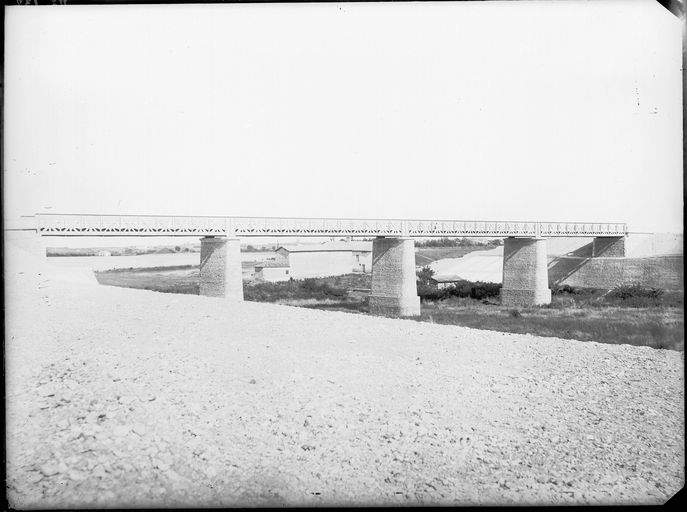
[
  {"left": 369, "top": 237, "right": 421, "bottom": 317},
  {"left": 501, "top": 237, "right": 551, "bottom": 307},
  {"left": 199, "top": 236, "right": 243, "bottom": 300}
]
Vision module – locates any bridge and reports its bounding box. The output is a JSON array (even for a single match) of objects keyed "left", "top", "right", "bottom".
[
  {"left": 7, "top": 214, "right": 629, "bottom": 315},
  {"left": 28, "top": 214, "right": 627, "bottom": 238}
]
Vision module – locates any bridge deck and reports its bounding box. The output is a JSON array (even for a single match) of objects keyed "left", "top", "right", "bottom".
[{"left": 19, "top": 214, "right": 628, "bottom": 238}]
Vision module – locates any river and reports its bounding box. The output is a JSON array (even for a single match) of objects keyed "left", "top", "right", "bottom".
[{"left": 47, "top": 251, "right": 277, "bottom": 271}]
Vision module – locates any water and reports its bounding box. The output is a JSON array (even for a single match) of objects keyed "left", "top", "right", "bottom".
[{"left": 47, "top": 251, "right": 276, "bottom": 272}]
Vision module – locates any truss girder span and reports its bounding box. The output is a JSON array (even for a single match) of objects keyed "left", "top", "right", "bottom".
[{"left": 33, "top": 215, "right": 628, "bottom": 238}]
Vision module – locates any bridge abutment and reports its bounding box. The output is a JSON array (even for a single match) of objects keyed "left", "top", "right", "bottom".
[
  {"left": 592, "top": 236, "right": 626, "bottom": 257},
  {"left": 199, "top": 236, "right": 243, "bottom": 300},
  {"left": 501, "top": 237, "right": 551, "bottom": 307},
  {"left": 369, "top": 237, "right": 421, "bottom": 317}
]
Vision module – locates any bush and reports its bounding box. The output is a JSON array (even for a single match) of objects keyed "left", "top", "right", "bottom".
[
  {"left": 508, "top": 309, "right": 522, "bottom": 318},
  {"left": 469, "top": 282, "right": 502, "bottom": 300},
  {"left": 417, "top": 285, "right": 450, "bottom": 302},
  {"left": 415, "top": 274, "right": 502, "bottom": 303},
  {"left": 604, "top": 283, "right": 667, "bottom": 308},
  {"left": 609, "top": 283, "right": 664, "bottom": 300},
  {"left": 442, "top": 280, "right": 502, "bottom": 300},
  {"left": 416, "top": 266, "right": 445, "bottom": 302},
  {"left": 551, "top": 283, "right": 576, "bottom": 295},
  {"left": 550, "top": 284, "right": 600, "bottom": 296}
]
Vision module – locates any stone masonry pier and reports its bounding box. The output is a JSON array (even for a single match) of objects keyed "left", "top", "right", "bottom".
[
  {"left": 368, "top": 237, "right": 421, "bottom": 317},
  {"left": 199, "top": 237, "right": 243, "bottom": 300},
  {"left": 501, "top": 237, "right": 552, "bottom": 307},
  {"left": 501, "top": 235, "right": 627, "bottom": 307}
]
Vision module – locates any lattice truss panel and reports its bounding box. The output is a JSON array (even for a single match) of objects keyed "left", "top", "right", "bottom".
[{"left": 34, "top": 214, "right": 627, "bottom": 237}]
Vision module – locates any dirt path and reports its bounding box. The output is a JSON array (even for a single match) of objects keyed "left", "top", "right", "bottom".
[{"left": 5, "top": 266, "right": 684, "bottom": 507}]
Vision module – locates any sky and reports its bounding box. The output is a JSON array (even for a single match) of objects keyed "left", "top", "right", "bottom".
[{"left": 3, "top": 0, "right": 684, "bottom": 247}]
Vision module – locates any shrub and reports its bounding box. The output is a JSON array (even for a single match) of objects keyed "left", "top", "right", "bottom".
[
  {"left": 609, "top": 283, "right": 664, "bottom": 300},
  {"left": 417, "top": 283, "right": 450, "bottom": 302},
  {"left": 551, "top": 283, "right": 576, "bottom": 295},
  {"left": 448, "top": 281, "right": 472, "bottom": 298},
  {"left": 443, "top": 280, "right": 501, "bottom": 300},
  {"left": 417, "top": 278, "right": 502, "bottom": 303},
  {"left": 508, "top": 309, "right": 522, "bottom": 318},
  {"left": 470, "top": 282, "right": 502, "bottom": 300},
  {"left": 416, "top": 266, "right": 446, "bottom": 302}
]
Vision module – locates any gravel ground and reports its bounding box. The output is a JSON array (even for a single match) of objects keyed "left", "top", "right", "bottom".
[{"left": 5, "top": 261, "right": 684, "bottom": 507}]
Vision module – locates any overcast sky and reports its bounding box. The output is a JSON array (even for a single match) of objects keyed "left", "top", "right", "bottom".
[{"left": 3, "top": 0, "right": 683, "bottom": 241}]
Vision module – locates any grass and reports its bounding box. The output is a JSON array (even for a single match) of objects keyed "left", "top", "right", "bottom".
[
  {"left": 95, "top": 267, "right": 684, "bottom": 351},
  {"left": 96, "top": 265, "right": 200, "bottom": 295},
  {"left": 417, "top": 296, "right": 684, "bottom": 351}
]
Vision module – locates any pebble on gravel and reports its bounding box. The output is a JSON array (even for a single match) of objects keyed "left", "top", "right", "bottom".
[
  {"left": 39, "top": 463, "right": 60, "bottom": 477},
  {"left": 132, "top": 423, "right": 148, "bottom": 436},
  {"left": 68, "top": 469, "right": 86, "bottom": 481},
  {"left": 113, "top": 425, "right": 130, "bottom": 437},
  {"left": 26, "top": 471, "right": 44, "bottom": 484},
  {"left": 37, "top": 385, "right": 57, "bottom": 397},
  {"left": 153, "top": 459, "right": 170, "bottom": 471},
  {"left": 92, "top": 465, "right": 108, "bottom": 479}
]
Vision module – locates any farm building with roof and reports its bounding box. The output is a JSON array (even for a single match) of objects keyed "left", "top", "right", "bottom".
[
  {"left": 253, "top": 256, "right": 291, "bottom": 283},
  {"left": 254, "top": 241, "right": 373, "bottom": 281}
]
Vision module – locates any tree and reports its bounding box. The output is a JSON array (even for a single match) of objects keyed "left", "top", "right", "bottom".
[{"left": 416, "top": 266, "right": 435, "bottom": 286}]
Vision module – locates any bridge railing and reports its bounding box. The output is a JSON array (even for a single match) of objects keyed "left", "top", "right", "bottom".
[
  {"left": 537, "top": 222, "right": 628, "bottom": 236},
  {"left": 32, "top": 214, "right": 628, "bottom": 237}
]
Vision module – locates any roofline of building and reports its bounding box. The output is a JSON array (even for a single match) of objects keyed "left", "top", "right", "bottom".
[{"left": 277, "top": 246, "right": 372, "bottom": 253}]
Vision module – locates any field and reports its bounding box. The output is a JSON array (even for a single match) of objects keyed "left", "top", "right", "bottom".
[
  {"left": 95, "top": 265, "right": 201, "bottom": 294},
  {"left": 417, "top": 297, "right": 684, "bottom": 351},
  {"left": 95, "top": 267, "right": 684, "bottom": 351}
]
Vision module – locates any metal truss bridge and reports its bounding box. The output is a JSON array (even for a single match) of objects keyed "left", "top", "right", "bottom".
[{"left": 20, "top": 214, "right": 628, "bottom": 238}]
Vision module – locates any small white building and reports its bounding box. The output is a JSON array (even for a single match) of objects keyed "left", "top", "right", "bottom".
[
  {"left": 267, "top": 241, "right": 373, "bottom": 280},
  {"left": 253, "top": 258, "right": 291, "bottom": 282},
  {"left": 96, "top": 250, "right": 112, "bottom": 257}
]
